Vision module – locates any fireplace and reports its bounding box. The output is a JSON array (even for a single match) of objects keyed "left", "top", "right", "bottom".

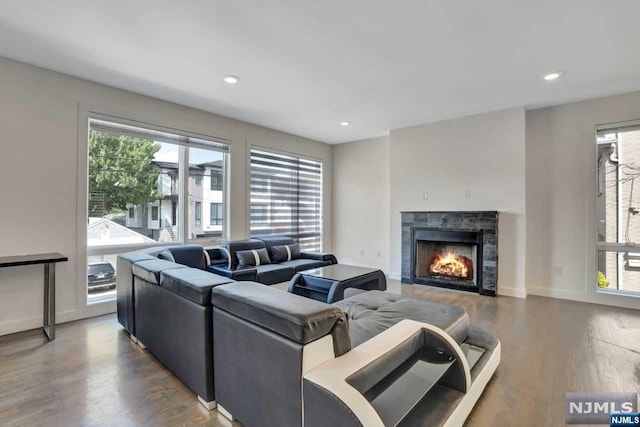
[
  {"left": 401, "top": 211, "right": 498, "bottom": 296},
  {"left": 412, "top": 229, "right": 482, "bottom": 292}
]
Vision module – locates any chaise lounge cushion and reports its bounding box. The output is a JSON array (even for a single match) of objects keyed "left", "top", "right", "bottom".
[
  {"left": 132, "top": 259, "right": 188, "bottom": 285},
  {"left": 160, "top": 268, "right": 233, "bottom": 306},
  {"left": 279, "top": 258, "right": 329, "bottom": 272},
  {"left": 333, "top": 290, "right": 470, "bottom": 347},
  {"left": 254, "top": 264, "right": 296, "bottom": 285}
]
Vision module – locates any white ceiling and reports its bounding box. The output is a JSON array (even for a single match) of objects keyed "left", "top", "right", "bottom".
[{"left": 1, "top": 1, "right": 640, "bottom": 144}]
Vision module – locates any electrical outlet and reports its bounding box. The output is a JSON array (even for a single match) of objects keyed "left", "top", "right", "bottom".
[
  {"left": 464, "top": 189, "right": 471, "bottom": 198},
  {"left": 360, "top": 249, "right": 365, "bottom": 256},
  {"left": 554, "top": 265, "right": 563, "bottom": 276},
  {"left": 423, "top": 192, "right": 429, "bottom": 200}
]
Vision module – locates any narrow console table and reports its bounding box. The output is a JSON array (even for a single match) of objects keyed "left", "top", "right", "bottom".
[{"left": 0, "top": 253, "right": 68, "bottom": 341}]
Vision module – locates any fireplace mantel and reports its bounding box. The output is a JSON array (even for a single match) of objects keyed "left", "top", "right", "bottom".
[{"left": 401, "top": 211, "right": 498, "bottom": 296}]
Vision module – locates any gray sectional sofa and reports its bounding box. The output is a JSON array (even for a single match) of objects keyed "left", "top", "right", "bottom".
[
  {"left": 116, "top": 238, "right": 339, "bottom": 408},
  {"left": 117, "top": 244, "right": 233, "bottom": 408},
  {"left": 116, "top": 240, "right": 500, "bottom": 426},
  {"left": 208, "top": 235, "right": 338, "bottom": 284},
  {"left": 211, "top": 283, "right": 500, "bottom": 427}
]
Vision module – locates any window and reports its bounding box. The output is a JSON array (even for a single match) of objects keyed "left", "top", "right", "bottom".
[
  {"left": 211, "top": 169, "right": 223, "bottom": 191},
  {"left": 195, "top": 174, "right": 202, "bottom": 185},
  {"left": 188, "top": 147, "right": 226, "bottom": 240},
  {"left": 195, "top": 202, "right": 202, "bottom": 226},
  {"left": 87, "top": 117, "right": 229, "bottom": 302},
  {"left": 210, "top": 203, "right": 223, "bottom": 225},
  {"left": 596, "top": 122, "right": 640, "bottom": 295},
  {"left": 250, "top": 148, "right": 322, "bottom": 252}
]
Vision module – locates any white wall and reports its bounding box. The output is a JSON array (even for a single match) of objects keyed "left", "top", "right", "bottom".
[
  {"left": 389, "top": 108, "right": 527, "bottom": 297},
  {"left": 332, "top": 136, "right": 390, "bottom": 272},
  {"left": 332, "top": 108, "right": 527, "bottom": 297},
  {"left": 526, "top": 91, "right": 640, "bottom": 310},
  {"left": 0, "top": 56, "right": 333, "bottom": 336}
]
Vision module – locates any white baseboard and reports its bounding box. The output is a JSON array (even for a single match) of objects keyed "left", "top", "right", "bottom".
[
  {"left": 497, "top": 286, "right": 527, "bottom": 299},
  {"left": 0, "top": 299, "right": 116, "bottom": 337},
  {"left": 527, "top": 286, "right": 585, "bottom": 301},
  {"left": 388, "top": 272, "right": 401, "bottom": 281},
  {"left": 0, "top": 309, "right": 78, "bottom": 337}
]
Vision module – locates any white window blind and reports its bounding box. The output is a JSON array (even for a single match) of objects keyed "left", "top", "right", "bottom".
[{"left": 250, "top": 148, "right": 322, "bottom": 251}]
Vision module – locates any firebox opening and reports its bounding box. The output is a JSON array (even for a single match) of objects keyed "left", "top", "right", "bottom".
[{"left": 415, "top": 241, "right": 477, "bottom": 287}]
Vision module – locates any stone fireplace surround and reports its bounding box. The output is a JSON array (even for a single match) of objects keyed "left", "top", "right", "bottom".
[{"left": 401, "top": 211, "right": 498, "bottom": 296}]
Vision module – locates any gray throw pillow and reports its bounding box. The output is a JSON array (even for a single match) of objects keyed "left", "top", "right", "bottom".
[
  {"left": 236, "top": 248, "right": 271, "bottom": 267},
  {"left": 270, "top": 244, "right": 301, "bottom": 263}
]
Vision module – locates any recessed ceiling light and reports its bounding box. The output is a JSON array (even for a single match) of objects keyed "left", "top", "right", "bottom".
[
  {"left": 223, "top": 75, "right": 239, "bottom": 84},
  {"left": 543, "top": 71, "right": 563, "bottom": 81},
  {"left": 340, "top": 121, "right": 351, "bottom": 126}
]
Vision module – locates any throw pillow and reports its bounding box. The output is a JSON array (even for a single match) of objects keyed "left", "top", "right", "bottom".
[
  {"left": 270, "top": 244, "right": 301, "bottom": 263},
  {"left": 236, "top": 248, "right": 271, "bottom": 267}
]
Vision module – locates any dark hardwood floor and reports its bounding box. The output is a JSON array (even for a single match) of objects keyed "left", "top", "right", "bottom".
[{"left": 1, "top": 282, "right": 639, "bottom": 427}]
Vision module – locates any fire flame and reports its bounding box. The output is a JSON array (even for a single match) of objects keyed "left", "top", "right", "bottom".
[{"left": 430, "top": 252, "right": 469, "bottom": 278}]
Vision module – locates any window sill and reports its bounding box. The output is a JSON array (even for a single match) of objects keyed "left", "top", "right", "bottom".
[{"left": 596, "top": 288, "right": 640, "bottom": 299}]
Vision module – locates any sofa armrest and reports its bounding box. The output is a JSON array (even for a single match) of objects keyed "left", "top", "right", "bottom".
[
  {"left": 301, "top": 252, "right": 338, "bottom": 264},
  {"left": 303, "top": 319, "right": 475, "bottom": 427},
  {"left": 204, "top": 247, "right": 230, "bottom": 267},
  {"left": 208, "top": 265, "right": 257, "bottom": 282}
]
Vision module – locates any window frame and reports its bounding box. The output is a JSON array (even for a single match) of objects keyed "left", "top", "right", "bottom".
[
  {"left": 210, "top": 202, "right": 223, "bottom": 225},
  {"left": 194, "top": 201, "right": 202, "bottom": 226},
  {"left": 210, "top": 169, "right": 223, "bottom": 191},
  {"left": 595, "top": 120, "right": 640, "bottom": 297},
  {"left": 84, "top": 113, "right": 230, "bottom": 306}
]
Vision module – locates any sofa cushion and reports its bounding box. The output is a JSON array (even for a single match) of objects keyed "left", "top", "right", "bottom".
[
  {"left": 157, "top": 250, "right": 175, "bottom": 262},
  {"left": 254, "top": 264, "right": 296, "bottom": 284},
  {"left": 223, "top": 239, "right": 266, "bottom": 269},
  {"left": 164, "top": 245, "right": 207, "bottom": 270},
  {"left": 159, "top": 268, "right": 233, "bottom": 306},
  {"left": 211, "top": 281, "right": 350, "bottom": 354},
  {"left": 255, "top": 235, "right": 296, "bottom": 248},
  {"left": 333, "top": 291, "right": 470, "bottom": 347},
  {"left": 237, "top": 248, "right": 271, "bottom": 267},
  {"left": 254, "top": 235, "right": 296, "bottom": 258},
  {"left": 279, "top": 258, "right": 329, "bottom": 272},
  {"left": 132, "top": 259, "right": 188, "bottom": 285},
  {"left": 118, "top": 252, "right": 158, "bottom": 264},
  {"left": 270, "top": 244, "right": 301, "bottom": 263}
]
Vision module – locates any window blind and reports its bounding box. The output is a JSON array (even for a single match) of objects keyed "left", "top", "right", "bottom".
[
  {"left": 250, "top": 148, "right": 322, "bottom": 252},
  {"left": 89, "top": 118, "right": 230, "bottom": 153}
]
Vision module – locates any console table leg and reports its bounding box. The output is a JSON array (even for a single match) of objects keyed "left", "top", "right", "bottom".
[{"left": 43, "top": 263, "right": 55, "bottom": 341}]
